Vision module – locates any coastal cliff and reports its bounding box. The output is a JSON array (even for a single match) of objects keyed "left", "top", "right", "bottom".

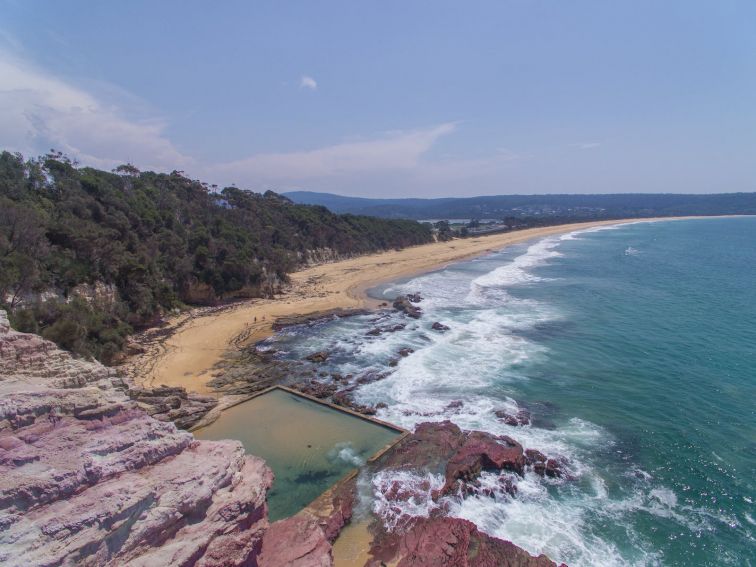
[
  {"left": 0, "top": 309, "right": 565, "bottom": 566},
  {"left": 0, "top": 309, "right": 272, "bottom": 566}
]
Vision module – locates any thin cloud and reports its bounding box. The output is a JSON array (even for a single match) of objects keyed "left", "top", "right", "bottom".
[
  {"left": 213, "top": 123, "right": 457, "bottom": 183},
  {"left": 300, "top": 75, "right": 318, "bottom": 90},
  {"left": 0, "top": 51, "right": 190, "bottom": 171},
  {"left": 574, "top": 142, "right": 602, "bottom": 150},
  {"left": 0, "top": 51, "right": 523, "bottom": 196}
]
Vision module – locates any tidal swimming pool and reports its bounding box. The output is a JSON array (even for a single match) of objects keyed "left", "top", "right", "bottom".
[{"left": 193, "top": 387, "right": 403, "bottom": 520}]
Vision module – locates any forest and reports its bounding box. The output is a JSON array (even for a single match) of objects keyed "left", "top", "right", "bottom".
[
  {"left": 285, "top": 190, "right": 756, "bottom": 219},
  {"left": 0, "top": 151, "right": 432, "bottom": 362}
]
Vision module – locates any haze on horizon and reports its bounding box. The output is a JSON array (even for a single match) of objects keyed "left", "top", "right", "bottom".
[{"left": 1, "top": 0, "right": 754, "bottom": 198}]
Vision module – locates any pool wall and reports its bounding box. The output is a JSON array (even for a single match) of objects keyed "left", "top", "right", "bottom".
[{"left": 192, "top": 385, "right": 409, "bottom": 519}]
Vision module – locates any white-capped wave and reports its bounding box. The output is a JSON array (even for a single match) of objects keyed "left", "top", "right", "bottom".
[
  {"left": 448, "top": 471, "right": 661, "bottom": 567},
  {"left": 469, "top": 237, "right": 562, "bottom": 294},
  {"left": 329, "top": 442, "right": 365, "bottom": 467},
  {"left": 371, "top": 470, "right": 445, "bottom": 532}
]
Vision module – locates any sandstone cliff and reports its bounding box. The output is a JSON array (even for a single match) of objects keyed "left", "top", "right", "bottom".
[
  {"left": 0, "top": 310, "right": 273, "bottom": 566},
  {"left": 0, "top": 310, "right": 564, "bottom": 566}
]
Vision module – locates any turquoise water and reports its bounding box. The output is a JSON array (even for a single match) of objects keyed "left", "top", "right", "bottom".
[{"left": 265, "top": 217, "right": 755, "bottom": 566}]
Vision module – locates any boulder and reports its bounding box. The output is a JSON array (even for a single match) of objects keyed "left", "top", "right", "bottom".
[
  {"left": 393, "top": 296, "right": 422, "bottom": 319},
  {"left": 524, "top": 449, "right": 568, "bottom": 479},
  {"left": 494, "top": 408, "right": 531, "bottom": 427},
  {"left": 306, "top": 351, "right": 330, "bottom": 363},
  {"left": 432, "top": 321, "right": 451, "bottom": 332},
  {"left": 443, "top": 432, "right": 525, "bottom": 494}
]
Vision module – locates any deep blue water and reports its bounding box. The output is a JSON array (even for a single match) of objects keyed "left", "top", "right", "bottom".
[{"left": 265, "top": 217, "right": 756, "bottom": 566}]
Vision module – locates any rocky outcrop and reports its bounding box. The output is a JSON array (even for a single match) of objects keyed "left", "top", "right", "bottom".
[
  {"left": 368, "top": 421, "right": 526, "bottom": 497},
  {"left": 0, "top": 309, "right": 116, "bottom": 390},
  {"left": 259, "top": 514, "right": 332, "bottom": 567},
  {"left": 272, "top": 308, "right": 370, "bottom": 331},
  {"left": 127, "top": 385, "right": 219, "bottom": 430},
  {"left": 443, "top": 432, "right": 525, "bottom": 494},
  {"left": 393, "top": 296, "right": 422, "bottom": 319},
  {"left": 306, "top": 351, "right": 330, "bottom": 363},
  {"left": 0, "top": 310, "right": 273, "bottom": 566},
  {"left": 524, "top": 449, "right": 568, "bottom": 479},
  {"left": 367, "top": 516, "right": 564, "bottom": 567},
  {"left": 366, "top": 323, "right": 406, "bottom": 337},
  {"left": 362, "top": 421, "right": 567, "bottom": 566},
  {"left": 495, "top": 409, "right": 531, "bottom": 427},
  {"left": 259, "top": 472, "right": 358, "bottom": 567}
]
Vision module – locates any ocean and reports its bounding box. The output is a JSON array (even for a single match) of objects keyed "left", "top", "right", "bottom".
[{"left": 264, "top": 217, "right": 756, "bottom": 566}]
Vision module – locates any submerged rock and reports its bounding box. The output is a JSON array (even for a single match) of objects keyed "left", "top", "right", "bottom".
[{"left": 431, "top": 321, "right": 451, "bottom": 332}]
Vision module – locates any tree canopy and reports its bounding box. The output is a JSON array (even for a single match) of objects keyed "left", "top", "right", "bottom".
[{"left": 0, "top": 151, "right": 432, "bottom": 362}]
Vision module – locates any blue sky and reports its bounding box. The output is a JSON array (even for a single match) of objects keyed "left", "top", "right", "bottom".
[{"left": 1, "top": 1, "right": 754, "bottom": 197}]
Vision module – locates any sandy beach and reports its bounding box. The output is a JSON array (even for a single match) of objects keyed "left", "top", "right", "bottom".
[{"left": 124, "top": 218, "right": 680, "bottom": 394}]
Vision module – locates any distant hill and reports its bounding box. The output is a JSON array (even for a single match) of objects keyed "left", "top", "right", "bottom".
[{"left": 284, "top": 190, "right": 756, "bottom": 220}]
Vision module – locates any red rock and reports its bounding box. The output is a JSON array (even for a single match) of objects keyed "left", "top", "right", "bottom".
[
  {"left": 495, "top": 409, "right": 531, "bottom": 426},
  {"left": 258, "top": 513, "right": 331, "bottom": 567},
  {"left": 0, "top": 310, "right": 274, "bottom": 566},
  {"left": 443, "top": 432, "right": 525, "bottom": 493},
  {"left": 368, "top": 516, "right": 565, "bottom": 567},
  {"left": 524, "top": 449, "right": 547, "bottom": 465}
]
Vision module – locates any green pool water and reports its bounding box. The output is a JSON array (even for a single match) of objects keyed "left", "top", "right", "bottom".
[{"left": 194, "top": 388, "right": 402, "bottom": 520}]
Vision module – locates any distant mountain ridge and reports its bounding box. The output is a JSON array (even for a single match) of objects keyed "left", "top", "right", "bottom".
[{"left": 284, "top": 190, "right": 756, "bottom": 220}]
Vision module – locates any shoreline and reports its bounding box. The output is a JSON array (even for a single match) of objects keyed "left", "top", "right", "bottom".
[{"left": 121, "top": 216, "right": 714, "bottom": 394}]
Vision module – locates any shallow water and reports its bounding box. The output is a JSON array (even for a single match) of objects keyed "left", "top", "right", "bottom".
[
  {"left": 266, "top": 217, "right": 756, "bottom": 566},
  {"left": 193, "top": 388, "right": 401, "bottom": 520}
]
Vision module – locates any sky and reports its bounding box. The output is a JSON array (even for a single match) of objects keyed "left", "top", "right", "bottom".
[{"left": 1, "top": 0, "right": 755, "bottom": 197}]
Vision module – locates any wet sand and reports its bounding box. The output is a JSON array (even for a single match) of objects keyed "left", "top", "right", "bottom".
[
  {"left": 124, "top": 218, "right": 691, "bottom": 394},
  {"left": 332, "top": 519, "right": 376, "bottom": 567}
]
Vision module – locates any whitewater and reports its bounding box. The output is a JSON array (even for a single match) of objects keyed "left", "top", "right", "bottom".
[{"left": 264, "top": 217, "right": 756, "bottom": 566}]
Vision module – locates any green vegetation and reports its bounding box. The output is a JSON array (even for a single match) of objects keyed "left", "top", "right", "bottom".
[
  {"left": 285, "top": 190, "right": 756, "bottom": 220},
  {"left": 0, "top": 151, "right": 432, "bottom": 362}
]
